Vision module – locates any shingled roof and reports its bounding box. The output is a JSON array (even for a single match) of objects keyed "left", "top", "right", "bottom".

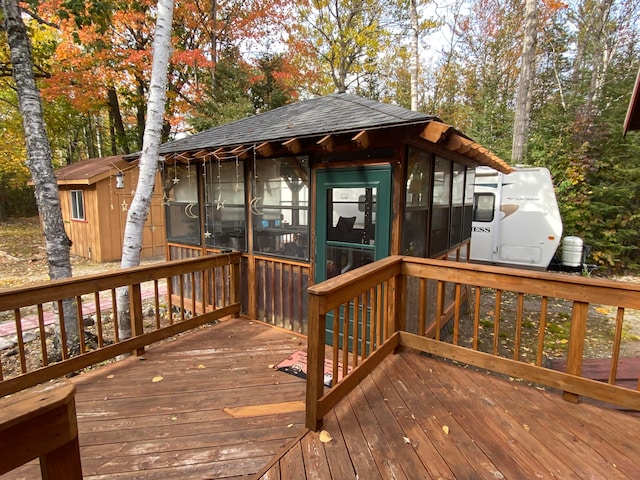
[
  {"left": 160, "top": 93, "right": 435, "bottom": 155},
  {"left": 158, "top": 93, "right": 512, "bottom": 173}
]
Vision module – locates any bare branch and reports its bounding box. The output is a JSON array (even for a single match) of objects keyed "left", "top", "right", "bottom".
[{"left": 19, "top": 6, "right": 60, "bottom": 29}]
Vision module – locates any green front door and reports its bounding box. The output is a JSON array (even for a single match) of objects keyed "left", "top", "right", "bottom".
[{"left": 315, "top": 166, "right": 392, "bottom": 350}]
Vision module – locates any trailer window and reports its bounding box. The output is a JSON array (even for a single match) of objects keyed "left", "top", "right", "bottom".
[{"left": 473, "top": 193, "right": 495, "bottom": 222}]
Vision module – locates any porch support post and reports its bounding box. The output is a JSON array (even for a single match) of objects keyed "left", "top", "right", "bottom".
[
  {"left": 563, "top": 301, "right": 588, "bottom": 403},
  {"left": 305, "top": 293, "right": 325, "bottom": 431},
  {"left": 393, "top": 273, "right": 406, "bottom": 353},
  {"left": 230, "top": 258, "right": 240, "bottom": 316}
]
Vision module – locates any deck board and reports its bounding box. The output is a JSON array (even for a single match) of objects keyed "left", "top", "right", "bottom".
[
  {"left": 2, "top": 318, "right": 308, "bottom": 480},
  {"left": 260, "top": 351, "right": 640, "bottom": 479},
  {"left": 4, "top": 318, "right": 640, "bottom": 479}
]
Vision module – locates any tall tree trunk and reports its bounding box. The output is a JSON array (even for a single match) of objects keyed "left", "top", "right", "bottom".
[
  {"left": 117, "top": 0, "right": 174, "bottom": 340},
  {"left": 410, "top": 0, "right": 419, "bottom": 111},
  {"left": 512, "top": 0, "right": 537, "bottom": 164},
  {"left": 136, "top": 79, "right": 146, "bottom": 150},
  {"left": 1, "top": 0, "right": 78, "bottom": 346},
  {"left": 107, "top": 86, "right": 130, "bottom": 154},
  {"left": 210, "top": 0, "right": 218, "bottom": 90}
]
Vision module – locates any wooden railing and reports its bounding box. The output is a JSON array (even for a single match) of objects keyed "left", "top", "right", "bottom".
[
  {"left": 253, "top": 255, "right": 310, "bottom": 334},
  {"left": 306, "top": 255, "right": 640, "bottom": 430},
  {"left": 0, "top": 253, "right": 241, "bottom": 397},
  {"left": 0, "top": 379, "right": 82, "bottom": 479}
]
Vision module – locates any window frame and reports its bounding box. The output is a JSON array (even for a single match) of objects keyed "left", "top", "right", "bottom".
[{"left": 70, "top": 190, "right": 85, "bottom": 221}]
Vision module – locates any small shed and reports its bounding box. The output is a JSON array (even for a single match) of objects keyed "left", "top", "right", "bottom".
[
  {"left": 55, "top": 155, "right": 166, "bottom": 262},
  {"left": 157, "top": 93, "right": 512, "bottom": 333}
]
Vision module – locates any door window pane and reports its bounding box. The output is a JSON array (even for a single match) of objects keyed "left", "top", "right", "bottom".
[{"left": 328, "top": 187, "right": 376, "bottom": 245}]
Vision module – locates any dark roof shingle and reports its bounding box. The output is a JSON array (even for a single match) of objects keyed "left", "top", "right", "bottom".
[{"left": 160, "top": 93, "right": 435, "bottom": 154}]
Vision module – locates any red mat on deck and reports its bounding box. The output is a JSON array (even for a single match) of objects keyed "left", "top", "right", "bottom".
[{"left": 275, "top": 350, "right": 351, "bottom": 387}]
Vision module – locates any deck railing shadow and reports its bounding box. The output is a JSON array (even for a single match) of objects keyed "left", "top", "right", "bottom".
[
  {"left": 0, "top": 253, "right": 241, "bottom": 397},
  {"left": 306, "top": 255, "right": 640, "bottom": 430}
]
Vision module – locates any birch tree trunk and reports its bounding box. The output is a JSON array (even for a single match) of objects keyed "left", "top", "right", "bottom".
[
  {"left": 117, "top": 0, "right": 174, "bottom": 340},
  {"left": 512, "top": 0, "right": 537, "bottom": 164},
  {"left": 410, "top": 0, "right": 419, "bottom": 111},
  {"left": 1, "top": 0, "right": 79, "bottom": 347}
]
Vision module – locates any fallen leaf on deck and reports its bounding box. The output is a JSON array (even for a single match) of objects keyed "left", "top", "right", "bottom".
[
  {"left": 152, "top": 375, "right": 164, "bottom": 383},
  {"left": 403, "top": 436, "right": 411, "bottom": 444},
  {"left": 197, "top": 364, "right": 206, "bottom": 369},
  {"left": 523, "top": 424, "right": 530, "bottom": 432},
  {"left": 107, "top": 375, "right": 114, "bottom": 379},
  {"left": 288, "top": 423, "right": 294, "bottom": 428},
  {"left": 319, "top": 430, "right": 333, "bottom": 443},
  {"left": 442, "top": 425, "right": 450, "bottom": 435},
  {"left": 268, "top": 364, "right": 275, "bottom": 369}
]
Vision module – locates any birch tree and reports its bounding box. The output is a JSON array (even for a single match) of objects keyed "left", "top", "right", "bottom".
[
  {"left": 117, "top": 0, "right": 174, "bottom": 340},
  {"left": 1, "top": 0, "right": 78, "bottom": 346}
]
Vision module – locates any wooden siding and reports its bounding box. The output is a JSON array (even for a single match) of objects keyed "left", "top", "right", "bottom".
[{"left": 59, "top": 171, "right": 165, "bottom": 263}]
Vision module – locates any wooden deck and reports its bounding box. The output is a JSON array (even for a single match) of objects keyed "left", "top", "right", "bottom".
[
  {"left": 2, "top": 318, "right": 308, "bottom": 480},
  {"left": 3, "top": 318, "right": 640, "bottom": 479},
  {"left": 259, "top": 351, "right": 640, "bottom": 479}
]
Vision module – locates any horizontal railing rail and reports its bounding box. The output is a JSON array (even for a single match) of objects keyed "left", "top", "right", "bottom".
[
  {"left": 306, "top": 255, "right": 640, "bottom": 430},
  {"left": 0, "top": 253, "right": 241, "bottom": 397}
]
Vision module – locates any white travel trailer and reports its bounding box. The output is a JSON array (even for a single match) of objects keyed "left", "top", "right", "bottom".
[{"left": 470, "top": 166, "right": 563, "bottom": 270}]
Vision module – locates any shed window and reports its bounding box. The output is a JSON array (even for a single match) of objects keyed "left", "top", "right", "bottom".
[
  {"left": 253, "top": 157, "right": 310, "bottom": 260},
  {"left": 70, "top": 190, "right": 85, "bottom": 221}
]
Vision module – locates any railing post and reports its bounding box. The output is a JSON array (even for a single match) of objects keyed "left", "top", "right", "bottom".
[
  {"left": 129, "top": 283, "right": 145, "bottom": 356},
  {"left": 0, "top": 380, "right": 83, "bottom": 479},
  {"left": 393, "top": 273, "right": 406, "bottom": 353},
  {"left": 230, "top": 258, "right": 240, "bottom": 316},
  {"left": 305, "top": 293, "right": 325, "bottom": 431},
  {"left": 563, "top": 301, "right": 589, "bottom": 403}
]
